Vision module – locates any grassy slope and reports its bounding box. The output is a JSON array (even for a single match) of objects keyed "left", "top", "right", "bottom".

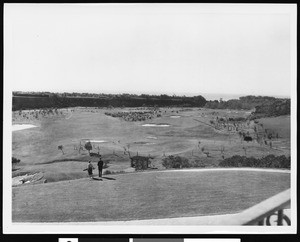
[{"left": 12, "top": 170, "right": 290, "bottom": 222}]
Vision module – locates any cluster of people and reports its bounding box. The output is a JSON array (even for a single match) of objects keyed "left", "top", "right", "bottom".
[{"left": 85, "top": 156, "right": 104, "bottom": 179}]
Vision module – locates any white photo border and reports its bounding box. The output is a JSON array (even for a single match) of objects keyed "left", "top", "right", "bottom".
[{"left": 3, "top": 3, "right": 297, "bottom": 234}]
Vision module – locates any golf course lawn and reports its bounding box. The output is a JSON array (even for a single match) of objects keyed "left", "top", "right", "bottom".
[
  {"left": 12, "top": 107, "right": 291, "bottom": 184},
  {"left": 12, "top": 169, "right": 290, "bottom": 222},
  {"left": 12, "top": 107, "right": 291, "bottom": 223}
]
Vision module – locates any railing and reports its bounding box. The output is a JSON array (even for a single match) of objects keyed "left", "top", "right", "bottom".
[{"left": 222, "top": 189, "right": 291, "bottom": 225}]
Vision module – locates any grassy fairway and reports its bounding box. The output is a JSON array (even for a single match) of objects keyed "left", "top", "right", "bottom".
[
  {"left": 12, "top": 169, "right": 290, "bottom": 222},
  {"left": 12, "top": 107, "right": 291, "bottom": 223},
  {"left": 12, "top": 107, "right": 291, "bottom": 183}
]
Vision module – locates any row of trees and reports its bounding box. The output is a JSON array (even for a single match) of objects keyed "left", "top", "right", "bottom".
[
  {"left": 250, "top": 99, "right": 290, "bottom": 118},
  {"left": 13, "top": 91, "right": 203, "bottom": 100},
  {"left": 13, "top": 92, "right": 207, "bottom": 110},
  {"left": 204, "top": 96, "right": 290, "bottom": 116}
]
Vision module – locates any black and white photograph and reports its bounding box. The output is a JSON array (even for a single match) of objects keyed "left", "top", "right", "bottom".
[{"left": 3, "top": 3, "right": 297, "bottom": 234}]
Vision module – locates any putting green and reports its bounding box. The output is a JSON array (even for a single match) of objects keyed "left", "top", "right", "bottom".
[{"left": 12, "top": 168, "right": 290, "bottom": 222}]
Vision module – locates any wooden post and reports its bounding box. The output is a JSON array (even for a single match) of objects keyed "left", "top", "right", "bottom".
[{"left": 277, "top": 209, "right": 283, "bottom": 226}]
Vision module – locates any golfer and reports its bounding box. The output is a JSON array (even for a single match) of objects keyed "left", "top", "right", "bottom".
[
  {"left": 87, "top": 160, "right": 95, "bottom": 178},
  {"left": 97, "top": 156, "right": 104, "bottom": 177}
]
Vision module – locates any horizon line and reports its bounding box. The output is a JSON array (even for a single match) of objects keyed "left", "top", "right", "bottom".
[{"left": 12, "top": 90, "right": 291, "bottom": 100}]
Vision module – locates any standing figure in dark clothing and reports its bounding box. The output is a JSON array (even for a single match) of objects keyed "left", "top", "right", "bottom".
[
  {"left": 86, "top": 160, "right": 95, "bottom": 179},
  {"left": 97, "top": 156, "right": 104, "bottom": 177}
]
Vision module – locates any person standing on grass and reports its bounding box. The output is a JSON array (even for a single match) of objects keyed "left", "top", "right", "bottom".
[
  {"left": 97, "top": 156, "right": 104, "bottom": 177},
  {"left": 87, "top": 160, "right": 95, "bottom": 178}
]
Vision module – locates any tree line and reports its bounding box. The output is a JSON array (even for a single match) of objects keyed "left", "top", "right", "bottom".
[
  {"left": 12, "top": 92, "right": 207, "bottom": 110},
  {"left": 204, "top": 95, "right": 290, "bottom": 117}
]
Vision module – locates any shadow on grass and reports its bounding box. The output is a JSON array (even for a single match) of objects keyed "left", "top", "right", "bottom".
[
  {"left": 92, "top": 177, "right": 116, "bottom": 181},
  {"left": 92, "top": 177, "right": 103, "bottom": 181},
  {"left": 39, "top": 158, "right": 84, "bottom": 164},
  {"left": 101, "top": 177, "right": 116, "bottom": 180}
]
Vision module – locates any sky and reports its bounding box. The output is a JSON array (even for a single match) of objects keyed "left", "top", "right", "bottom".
[{"left": 4, "top": 4, "right": 296, "bottom": 98}]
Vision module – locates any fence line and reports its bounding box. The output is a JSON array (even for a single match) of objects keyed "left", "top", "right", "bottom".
[{"left": 220, "top": 189, "right": 291, "bottom": 225}]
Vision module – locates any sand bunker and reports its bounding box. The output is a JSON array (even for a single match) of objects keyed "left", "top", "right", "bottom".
[
  {"left": 12, "top": 124, "right": 37, "bottom": 132},
  {"left": 81, "top": 139, "right": 108, "bottom": 143},
  {"left": 146, "top": 136, "right": 158, "bottom": 139},
  {"left": 170, "top": 116, "right": 181, "bottom": 118},
  {"left": 12, "top": 172, "right": 45, "bottom": 186},
  {"left": 142, "top": 124, "right": 170, "bottom": 127},
  {"left": 134, "top": 141, "right": 155, "bottom": 145},
  {"left": 89, "top": 140, "right": 107, "bottom": 143}
]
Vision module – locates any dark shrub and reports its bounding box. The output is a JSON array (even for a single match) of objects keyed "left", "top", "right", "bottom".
[
  {"left": 12, "top": 157, "right": 21, "bottom": 170},
  {"left": 130, "top": 156, "right": 151, "bottom": 170},
  {"left": 280, "top": 156, "right": 291, "bottom": 169},
  {"left": 84, "top": 141, "right": 92, "bottom": 155},
  {"left": 90, "top": 152, "right": 100, "bottom": 157},
  {"left": 103, "top": 170, "right": 112, "bottom": 175},
  {"left": 219, "top": 155, "right": 244, "bottom": 167},
  {"left": 261, "top": 154, "right": 276, "bottom": 167},
  {"left": 12, "top": 157, "right": 21, "bottom": 164},
  {"left": 190, "top": 159, "right": 206, "bottom": 168},
  {"left": 219, "top": 154, "right": 290, "bottom": 169},
  {"left": 162, "top": 155, "right": 191, "bottom": 169},
  {"left": 244, "top": 136, "right": 253, "bottom": 142}
]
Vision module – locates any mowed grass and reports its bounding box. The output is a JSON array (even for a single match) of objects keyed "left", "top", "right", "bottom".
[{"left": 12, "top": 169, "right": 290, "bottom": 222}]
